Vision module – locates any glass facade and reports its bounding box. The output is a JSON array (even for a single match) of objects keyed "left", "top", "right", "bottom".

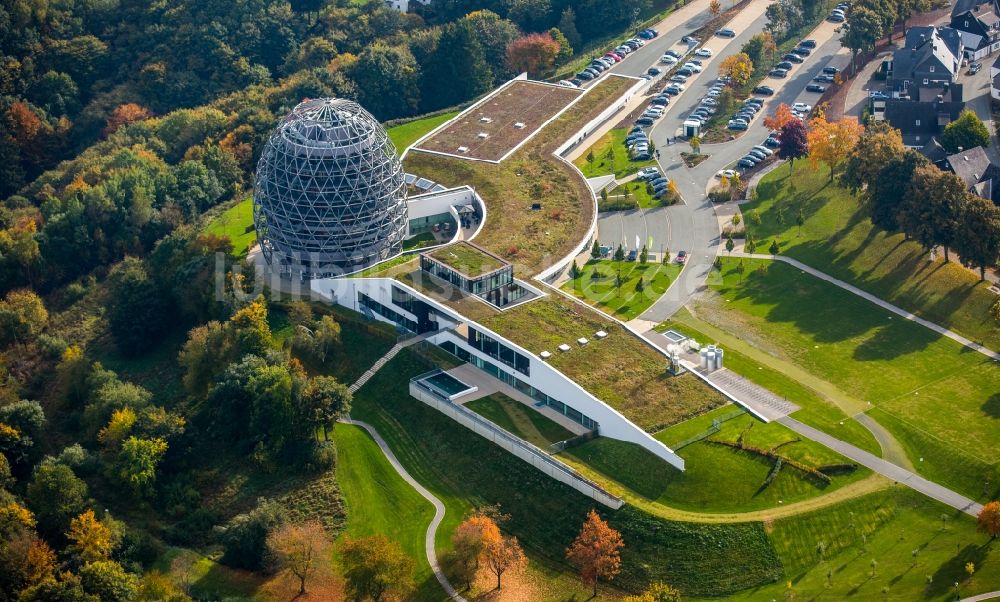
[
  {"left": 358, "top": 292, "right": 417, "bottom": 332},
  {"left": 467, "top": 327, "right": 530, "bottom": 376},
  {"left": 409, "top": 212, "right": 455, "bottom": 236},
  {"left": 439, "top": 340, "right": 597, "bottom": 431}
]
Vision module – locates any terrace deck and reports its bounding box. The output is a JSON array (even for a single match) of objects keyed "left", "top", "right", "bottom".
[
  {"left": 425, "top": 241, "right": 507, "bottom": 277},
  {"left": 413, "top": 80, "right": 582, "bottom": 162}
]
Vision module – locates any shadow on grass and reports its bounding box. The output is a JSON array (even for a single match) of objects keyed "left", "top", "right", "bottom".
[
  {"left": 925, "top": 542, "right": 992, "bottom": 598},
  {"left": 982, "top": 392, "right": 1000, "bottom": 419}
]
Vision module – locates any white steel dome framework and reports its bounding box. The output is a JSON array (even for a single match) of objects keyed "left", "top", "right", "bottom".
[{"left": 253, "top": 98, "right": 408, "bottom": 279}]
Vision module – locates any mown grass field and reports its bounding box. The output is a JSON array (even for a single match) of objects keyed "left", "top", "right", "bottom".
[
  {"left": 350, "top": 348, "right": 784, "bottom": 599},
  {"left": 563, "top": 259, "right": 682, "bottom": 320},
  {"left": 203, "top": 197, "right": 255, "bottom": 257},
  {"left": 561, "top": 413, "right": 870, "bottom": 514},
  {"left": 743, "top": 161, "right": 1000, "bottom": 350},
  {"left": 719, "top": 488, "right": 1000, "bottom": 602},
  {"left": 464, "top": 393, "right": 575, "bottom": 448},
  {"left": 695, "top": 258, "right": 1000, "bottom": 501},
  {"left": 573, "top": 128, "right": 656, "bottom": 179}
]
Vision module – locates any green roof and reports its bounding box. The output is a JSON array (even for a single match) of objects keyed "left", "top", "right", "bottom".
[{"left": 425, "top": 242, "right": 508, "bottom": 277}]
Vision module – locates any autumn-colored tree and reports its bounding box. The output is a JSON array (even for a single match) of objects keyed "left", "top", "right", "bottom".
[
  {"left": 565, "top": 509, "right": 624, "bottom": 596},
  {"left": 341, "top": 534, "right": 414, "bottom": 601},
  {"left": 482, "top": 524, "right": 527, "bottom": 590},
  {"left": 761, "top": 31, "right": 777, "bottom": 60},
  {"left": 763, "top": 103, "right": 796, "bottom": 131},
  {"left": 0, "top": 289, "right": 47, "bottom": 349},
  {"left": 623, "top": 581, "right": 683, "bottom": 602},
  {"left": 506, "top": 33, "right": 561, "bottom": 77},
  {"left": 0, "top": 219, "right": 41, "bottom": 285},
  {"left": 452, "top": 514, "right": 497, "bottom": 589},
  {"left": 807, "top": 115, "right": 864, "bottom": 181},
  {"left": 67, "top": 510, "right": 117, "bottom": 563},
  {"left": 98, "top": 407, "right": 137, "bottom": 448},
  {"left": 103, "top": 103, "right": 153, "bottom": 137},
  {"left": 978, "top": 501, "right": 1000, "bottom": 539},
  {"left": 778, "top": 120, "right": 809, "bottom": 173},
  {"left": 842, "top": 122, "right": 905, "bottom": 197},
  {"left": 719, "top": 53, "right": 753, "bottom": 88},
  {"left": 267, "top": 520, "right": 330, "bottom": 595},
  {"left": 710, "top": 0, "right": 722, "bottom": 16}
]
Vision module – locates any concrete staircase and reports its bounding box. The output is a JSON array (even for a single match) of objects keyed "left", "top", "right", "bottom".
[{"left": 348, "top": 332, "right": 432, "bottom": 393}]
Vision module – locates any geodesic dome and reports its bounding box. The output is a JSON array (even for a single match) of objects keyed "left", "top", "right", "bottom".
[{"left": 253, "top": 98, "right": 407, "bottom": 279}]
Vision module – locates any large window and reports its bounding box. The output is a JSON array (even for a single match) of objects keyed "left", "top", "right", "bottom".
[
  {"left": 467, "top": 327, "right": 529, "bottom": 376},
  {"left": 358, "top": 293, "right": 417, "bottom": 332}
]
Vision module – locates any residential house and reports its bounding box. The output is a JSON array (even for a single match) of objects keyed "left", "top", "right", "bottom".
[
  {"left": 888, "top": 26, "right": 964, "bottom": 96},
  {"left": 943, "top": 145, "right": 1000, "bottom": 203},
  {"left": 991, "top": 54, "right": 1000, "bottom": 101},
  {"left": 951, "top": 0, "right": 1000, "bottom": 60},
  {"left": 873, "top": 83, "right": 966, "bottom": 146}
]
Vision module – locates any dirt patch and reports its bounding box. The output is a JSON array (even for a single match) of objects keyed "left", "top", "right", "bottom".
[
  {"left": 682, "top": 152, "right": 710, "bottom": 167},
  {"left": 414, "top": 80, "right": 582, "bottom": 161}
]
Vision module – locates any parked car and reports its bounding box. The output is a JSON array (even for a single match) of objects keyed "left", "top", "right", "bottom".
[
  {"left": 799, "top": 39, "right": 817, "bottom": 48},
  {"left": 776, "top": 61, "right": 794, "bottom": 70},
  {"left": 727, "top": 120, "right": 748, "bottom": 130},
  {"left": 702, "top": 97, "right": 718, "bottom": 106},
  {"left": 806, "top": 83, "right": 826, "bottom": 93},
  {"left": 738, "top": 157, "right": 756, "bottom": 168},
  {"left": 822, "top": 66, "right": 840, "bottom": 75},
  {"left": 683, "top": 62, "right": 703, "bottom": 72},
  {"left": 764, "top": 136, "right": 780, "bottom": 148},
  {"left": 648, "top": 67, "right": 663, "bottom": 76},
  {"left": 752, "top": 145, "right": 774, "bottom": 156},
  {"left": 676, "top": 250, "right": 688, "bottom": 263},
  {"left": 740, "top": 155, "right": 759, "bottom": 166},
  {"left": 970, "top": 62, "right": 983, "bottom": 74},
  {"left": 682, "top": 35, "right": 700, "bottom": 43},
  {"left": 769, "top": 68, "right": 788, "bottom": 78},
  {"left": 828, "top": 13, "right": 845, "bottom": 22},
  {"left": 716, "top": 28, "right": 736, "bottom": 37},
  {"left": 637, "top": 167, "right": 660, "bottom": 180},
  {"left": 752, "top": 85, "right": 775, "bottom": 95},
  {"left": 664, "top": 84, "right": 684, "bottom": 95},
  {"left": 792, "top": 46, "right": 812, "bottom": 56},
  {"left": 676, "top": 68, "right": 693, "bottom": 77},
  {"left": 635, "top": 117, "right": 654, "bottom": 126},
  {"left": 651, "top": 97, "right": 669, "bottom": 106},
  {"left": 558, "top": 80, "right": 577, "bottom": 88},
  {"left": 570, "top": 78, "right": 583, "bottom": 87},
  {"left": 670, "top": 74, "right": 689, "bottom": 82},
  {"left": 717, "top": 169, "right": 737, "bottom": 178},
  {"left": 661, "top": 54, "right": 679, "bottom": 64},
  {"left": 792, "top": 102, "right": 812, "bottom": 113},
  {"left": 665, "top": 49, "right": 682, "bottom": 58},
  {"left": 814, "top": 74, "right": 834, "bottom": 83},
  {"left": 695, "top": 47, "right": 714, "bottom": 57},
  {"left": 748, "top": 149, "right": 767, "bottom": 160},
  {"left": 869, "top": 90, "right": 890, "bottom": 100}
]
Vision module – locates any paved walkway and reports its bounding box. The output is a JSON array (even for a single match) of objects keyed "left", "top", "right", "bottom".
[
  {"left": 340, "top": 418, "right": 467, "bottom": 602},
  {"left": 731, "top": 252, "right": 1000, "bottom": 361},
  {"left": 777, "top": 416, "right": 983, "bottom": 516},
  {"left": 962, "top": 591, "right": 1000, "bottom": 602}
]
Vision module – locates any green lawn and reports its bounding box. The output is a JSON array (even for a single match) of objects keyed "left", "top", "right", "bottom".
[
  {"left": 563, "top": 260, "right": 683, "bottom": 320},
  {"left": 388, "top": 111, "right": 459, "bottom": 154},
  {"left": 203, "top": 197, "right": 255, "bottom": 257},
  {"left": 464, "top": 393, "right": 575, "bottom": 448},
  {"left": 333, "top": 422, "right": 435, "bottom": 591},
  {"left": 694, "top": 258, "right": 1000, "bottom": 500},
  {"left": 561, "top": 414, "right": 870, "bottom": 514},
  {"left": 743, "top": 161, "right": 1000, "bottom": 350},
  {"left": 658, "top": 313, "right": 883, "bottom": 457},
  {"left": 350, "top": 348, "right": 783, "bottom": 598},
  {"left": 573, "top": 128, "right": 656, "bottom": 179},
  {"left": 720, "top": 488, "right": 1000, "bottom": 602}
]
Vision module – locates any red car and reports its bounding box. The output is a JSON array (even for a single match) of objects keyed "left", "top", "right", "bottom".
[{"left": 676, "top": 250, "right": 688, "bottom": 263}]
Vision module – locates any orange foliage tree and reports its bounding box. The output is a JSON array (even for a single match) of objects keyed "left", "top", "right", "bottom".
[
  {"left": 452, "top": 514, "right": 497, "bottom": 589},
  {"left": 806, "top": 113, "right": 864, "bottom": 181},
  {"left": 66, "top": 510, "right": 116, "bottom": 563},
  {"left": 103, "top": 103, "right": 152, "bottom": 137},
  {"left": 719, "top": 53, "right": 753, "bottom": 88},
  {"left": 481, "top": 520, "right": 526, "bottom": 590},
  {"left": 710, "top": 0, "right": 722, "bottom": 16},
  {"left": 763, "top": 103, "right": 795, "bottom": 131},
  {"left": 565, "top": 509, "right": 624, "bottom": 596},
  {"left": 978, "top": 501, "right": 1000, "bottom": 539},
  {"left": 506, "top": 33, "right": 561, "bottom": 77},
  {"left": 266, "top": 520, "right": 330, "bottom": 595}
]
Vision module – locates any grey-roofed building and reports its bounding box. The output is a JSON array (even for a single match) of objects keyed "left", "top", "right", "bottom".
[
  {"left": 889, "top": 26, "right": 964, "bottom": 95},
  {"left": 951, "top": 0, "right": 1000, "bottom": 60},
  {"left": 943, "top": 146, "right": 1000, "bottom": 203},
  {"left": 877, "top": 97, "right": 966, "bottom": 147}
]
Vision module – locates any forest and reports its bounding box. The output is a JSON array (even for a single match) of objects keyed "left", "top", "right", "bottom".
[{"left": 0, "top": 0, "right": 668, "bottom": 599}]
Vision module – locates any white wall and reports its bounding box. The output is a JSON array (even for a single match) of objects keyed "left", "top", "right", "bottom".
[
  {"left": 312, "top": 276, "right": 686, "bottom": 470},
  {"left": 409, "top": 382, "right": 624, "bottom": 508}
]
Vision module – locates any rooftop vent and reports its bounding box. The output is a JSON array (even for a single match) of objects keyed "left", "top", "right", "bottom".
[
  {"left": 477, "top": 132, "right": 489, "bottom": 139},
  {"left": 558, "top": 343, "right": 571, "bottom": 352},
  {"left": 480, "top": 116, "right": 493, "bottom": 123},
  {"left": 457, "top": 146, "right": 469, "bottom": 153},
  {"left": 540, "top": 350, "right": 552, "bottom": 359},
  {"left": 514, "top": 122, "right": 526, "bottom": 129}
]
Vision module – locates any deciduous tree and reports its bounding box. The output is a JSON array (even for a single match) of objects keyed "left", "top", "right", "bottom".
[
  {"left": 106, "top": 258, "right": 168, "bottom": 355},
  {"left": 26, "top": 462, "right": 88, "bottom": 537},
  {"left": 841, "top": 7, "right": 884, "bottom": 75},
  {"left": 565, "top": 509, "right": 624, "bottom": 596},
  {"left": 868, "top": 149, "right": 929, "bottom": 231},
  {"left": 115, "top": 436, "right": 168, "bottom": 498},
  {"left": 978, "top": 501, "right": 1000, "bottom": 539},
  {"left": 719, "top": 53, "right": 753, "bottom": 88},
  {"left": 623, "top": 581, "right": 683, "bottom": 602},
  {"left": 67, "top": 510, "right": 117, "bottom": 563},
  {"left": 941, "top": 110, "right": 991, "bottom": 153},
  {"left": 452, "top": 514, "right": 496, "bottom": 589},
  {"left": 103, "top": 103, "right": 152, "bottom": 138},
  {"left": 0, "top": 289, "right": 47, "bottom": 349},
  {"left": 267, "top": 520, "right": 330, "bottom": 595},
  {"left": 710, "top": 0, "right": 722, "bottom": 16},
  {"left": 953, "top": 194, "right": 1000, "bottom": 279},
  {"left": 341, "top": 534, "right": 414, "bottom": 601},
  {"left": 300, "top": 376, "right": 351, "bottom": 441},
  {"left": 896, "top": 165, "right": 965, "bottom": 261},
  {"left": 807, "top": 115, "right": 864, "bottom": 181},
  {"left": 842, "top": 122, "right": 905, "bottom": 196},
  {"left": 350, "top": 43, "right": 421, "bottom": 121},
  {"left": 506, "top": 33, "right": 561, "bottom": 77},
  {"left": 79, "top": 560, "right": 139, "bottom": 602},
  {"left": 778, "top": 120, "right": 809, "bottom": 173},
  {"left": 763, "top": 103, "right": 796, "bottom": 131},
  {"left": 482, "top": 526, "right": 526, "bottom": 590}
]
